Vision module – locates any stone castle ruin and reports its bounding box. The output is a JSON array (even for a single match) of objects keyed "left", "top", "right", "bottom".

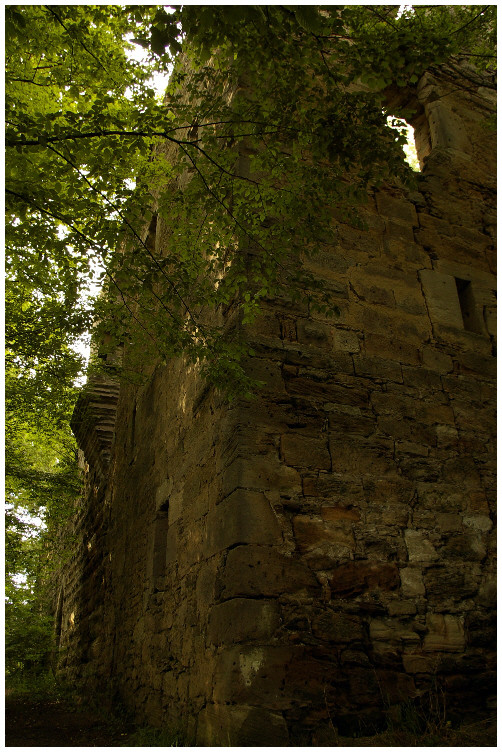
[{"left": 57, "top": 61, "right": 496, "bottom": 745}]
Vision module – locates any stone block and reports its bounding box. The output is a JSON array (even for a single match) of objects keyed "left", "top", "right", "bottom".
[
  {"left": 296, "top": 318, "right": 331, "bottom": 347},
  {"left": 404, "top": 530, "right": 438, "bottom": 563},
  {"left": 212, "top": 645, "right": 330, "bottom": 709},
  {"left": 329, "top": 438, "right": 396, "bottom": 477},
  {"left": 280, "top": 434, "right": 331, "bottom": 470},
  {"left": 328, "top": 408, "right": 375, "bottom": 438},
  {"left": 464, "top": 490, "right": 490, "bottom": 515},
  {"left": 421, "top": 346, "right": 453, "bottom": 373},
  {"left": 360, "top": 306, "right": 427, "bottom": 343},
  {"left": 378, "top": 418, "right": 437, "bottom": 447},
  {"left": 392, "top": 280, "right": 428, "bottom": 315},
  {"left": 245, "top": 310, "right": 282, "bottom": 342},
  {"left": 441, "top": 533, "right": 487, "bottom": 562},
  {"left": 196, "top": 703, "right": 289, "bottom": 746},
  {"left": 484, "top": 306, "right": 496, "bottom": 336},
  {"left": 340, "top": 649, "right": 371, "bottom": 666},
  {"left": 329, "top": 561, "right": 400, "bottom": 597},
  {"left": 311, "top": 611, "right": 365, "bottom": 643},
  {"left": 402, "top": 365, "right": 443, "bottom": 393},
  {"left": 222, "top": 455, "right": 301, "bottom": 498},
  {"left": 455, "top": 351, "right": 496, "bottom": 378},
  {"left": 388, "top": 600, "right": 417, "bottom": 616},
  {"left": 419, "top": 269, "right": 464, "bottom": 329},
  {"left": 380, "top": 503, "right": 410, "bottom": 527},
  {"left": 293, "top": 515, "right": 355, "bottom": 566},
  {"left": 385, "top": 218, "right": 416, "bottom": 244},
  {"left": 321, "top": 506, "right": 360, "bottom": 522},
  {"left": 302, "top": 474, "right": 365, "bottom": 501},
  {"left": 244, "top": 357, "right": 287, "bottom": 394},
  {"left": 220, "top": 545, "right": 321, "bottom": 599},
  {"left": 332, "top": 328, "right": 360, "bottom": 353},
  {"left": 353, "top": 354, "right": 403, "bottom": 382},
  {"left": 165, "top": 524, "right": 178, "bottom": 567},
  {"left": 196, "top": 558, "right": 220, "bottom": 614},
  {"left": 208, "top": 598, "right": 280, "bottom": 645},
  {"left": 369, "top": 618, "right": 420, "bottom": 645},
  {"left": 350, "top": 278, "right": 396, "bottom": 308},
  {"left": 400, "top": 567, "right": 425, "bottom": 597},
  {"left": 436, "top": 513, "right": 462, "bottom": 532},
  {"left": 423, "top": 614, "right": 465, "bottom": 652},
  {"left": 204, "top": 490, "right": 281, "bottom": 557},
  {"left": 277, "top": 314, "right": 298, "bottom": 343},
  {"left": 402, "top": 653, "right": 436, "bottom": 674},
  {"left": 395, "top": 440, "right": 429, "bottom": 457},
  {"left": 423, "top": 565, "right": 479, "bottom": 601},
  {"left": 364, "top": 333, "right": 420, "bottom": 365},
  {"left": 281, "top": 343, "right": 354, "bottom": 372},
  {"left": 283, "top": 371, "right": 369, "bottom": 406},
  {"left": 376, "top": 193, "right": 418, "bottom": 225},
  {"left": 462, "top": 515, "right": 493, "bottom": 533},
  {"left": 347, "top": 667, "right": 381, "bottom": 706}
]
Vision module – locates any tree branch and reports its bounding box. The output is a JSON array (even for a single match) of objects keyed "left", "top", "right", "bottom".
[
  {"left": 45, "top": 143, "right": 193, "bottom": 328},
  {"left": 6, "top": 187, "right": 162, "bottom": 352}
]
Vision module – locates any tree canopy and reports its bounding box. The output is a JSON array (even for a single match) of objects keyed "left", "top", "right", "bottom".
[
  {"left": 4, "top": 4, "right": 496, "bottom": 673},
  {"left": 7, "top": 4, "right": 496, "bottom": 400}
]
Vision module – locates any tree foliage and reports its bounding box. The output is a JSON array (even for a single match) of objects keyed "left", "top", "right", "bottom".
[
  {"left": 4, "top": 4, "right": 496, "bottom": 672},
  {"left": 7, "top": 5, "right": 496, "bottom": 397}
]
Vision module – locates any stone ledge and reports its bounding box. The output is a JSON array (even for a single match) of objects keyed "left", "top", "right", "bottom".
[{"left": 70, "top": 375, "right": 120, "bottom": 476}]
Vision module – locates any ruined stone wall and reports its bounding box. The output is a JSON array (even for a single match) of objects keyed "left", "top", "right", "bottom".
[{"left": 58, "top": 63, "right": 496, "bottom": 745}]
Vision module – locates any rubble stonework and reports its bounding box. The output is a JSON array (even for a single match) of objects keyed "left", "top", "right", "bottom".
[{"left": 57, "top": 63, "right": 496, "bottom": 744}]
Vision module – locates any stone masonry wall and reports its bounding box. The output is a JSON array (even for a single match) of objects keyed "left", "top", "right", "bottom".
[{"left": 58, "top": 63, "right": 496, "bottom": 745}]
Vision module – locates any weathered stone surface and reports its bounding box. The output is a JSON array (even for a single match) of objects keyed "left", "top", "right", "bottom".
[
  {"left": 280, "top": 433, "right": 331, "bottom": 470},
  {"left": 312, "top": 611, "right": 365, "bottom": 643},
  {"left": 321, "top": 506, "right": 360, "bottom": 522},
  {"left": 369, "top": 618, "right": 420, "bottom": 645},
  {"left": 396, "top": 566, "right": 425, "bottom": 597},
  {"left": 332, "top": 328, "right": 361, "bottom": 353},
  {"left": 293, "top": 515, "right": 355, "bottom": 567},
  {"left": 423, "top": 614, "right": 465, "bottom": 653},
  {"left": 353, "top": 354, "right": 403, "bottom": 382},
  {"left": 208, "top": 598, "right": 280, "bottom": 645},
  {"left": 329, "top": 562, "right": 400, "bottom": 597},
  {"left": 302, "top": 474, "right": 365, "bottom": 500},
  {"left": 204, "top": 489, "right": 281, "bottom": 557},
  {"left": 220, "top": 545, "right": 321, "bottom": 599},
  {"left": 222, "top": 455, "right": 301, "bottom": 498},
  {"left": 402, "top": 652, "right": 437, "bottom": 674},
  {"left": 405, "top": 530, "right": 439, "bottom": 563},
  {"left": 364, "top": 333, "right": 420, "bottom": 365},
  {"left": 197, "top": 703, "right": 289, "bottom": 746},
  {"left": 419, "top": 269, "right": 465, "bottom": 329},
  {"left": 329, "top": 438, "right": 396, "bottom": 476},
  {"left": 376, "top": 192, "right": 419, "bottom": 225}
]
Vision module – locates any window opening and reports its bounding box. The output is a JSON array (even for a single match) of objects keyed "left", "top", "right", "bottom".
[
  {"left": 387, "top": 116, "right": 420, "bottom": 172},
  {"left": 152, "top": 500, "right": 170, "bottom": 581},
  {"left": 455, "top": 278, "right": 483, "bottom": 333}
]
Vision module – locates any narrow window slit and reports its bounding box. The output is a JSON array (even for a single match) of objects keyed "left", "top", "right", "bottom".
[
  {"left": 455, "top": 278, "right": 483, "bottom": 333},
  {"left": 152, "top": 500, "right": 170, "bottom": 581}
]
